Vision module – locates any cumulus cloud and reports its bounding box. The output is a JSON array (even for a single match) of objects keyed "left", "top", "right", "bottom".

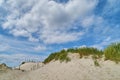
[{"left": 1, "top": 0, "right": 98, "bottom": 44}]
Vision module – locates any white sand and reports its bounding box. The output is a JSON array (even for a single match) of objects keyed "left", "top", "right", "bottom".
[
  {"left": 1, "top": 53, "right": 120, "bottom": 80},
  {"left": 19, "top": 62, "right": 44, "bottom": 71}
]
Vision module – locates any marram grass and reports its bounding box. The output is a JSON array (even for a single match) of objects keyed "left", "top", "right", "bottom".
[
  {"left": 104, "top": 42, "right": 120, "bottom": 63},
  {"left": 44, "top": 42, "right": 120, "bottom": 65},
  {"left": 44, "top": 47, "right": 103, "bottom": 64}
]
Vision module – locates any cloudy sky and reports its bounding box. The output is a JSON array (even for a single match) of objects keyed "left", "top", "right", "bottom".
[{"left": 0, "top": 0, "right": 120, "bottom": 67}]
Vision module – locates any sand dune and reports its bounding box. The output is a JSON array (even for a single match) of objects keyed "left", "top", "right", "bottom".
[
  {"left": 0, "top": 54, "right": 120, "bottom": 80},
  {"left": 28, "top": 59, "right": 120, "bottom": 80},
  {"left": 19, "top": 62, "right": 44, "bottom": 71}
]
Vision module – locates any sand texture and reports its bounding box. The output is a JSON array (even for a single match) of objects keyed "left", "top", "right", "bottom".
[{"left": 0, "top": 54, "right": 120, "bottom": 80}]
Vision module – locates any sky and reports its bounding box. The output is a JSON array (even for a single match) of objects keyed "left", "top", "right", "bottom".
[{"left": 0, "top": 0, "right": 120, "bottom": 67}]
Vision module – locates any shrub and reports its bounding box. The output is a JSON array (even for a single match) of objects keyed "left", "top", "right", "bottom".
[{"left": 21, "top": 62, "right": 26, "bottom": 65}]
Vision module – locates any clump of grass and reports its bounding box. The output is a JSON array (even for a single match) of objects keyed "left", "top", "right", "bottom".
[
  {"left": 44, "top": 49, "right": 70, "bottom": 64},
  {"left": 65, "top": 57, "right": 71, "bottom": 62},
  {"left": 94, "top": 60, "right": 100, "bottom": 66},
  {"left": 78, "top": 48, "right": 103, "bottom": 58},
  {"left": 67, "top": 47, "right": 103, "bottom": 59},
  {"left": 0, "top": 63, "right": 11, "bottom": 71},
  {"left": 104, "top": 42, "right": 120, "bottom": 63}
]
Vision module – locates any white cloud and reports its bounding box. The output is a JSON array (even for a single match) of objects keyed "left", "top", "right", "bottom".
[
  {"left": 28, "top": 36, "right": 39, "bottom": 42},
  {"left": 90, "top": 37, "right": 120, "bottom": 50},
  {"left": 41, "top": 31, "right": 84, "bottom": 44},
  {"left": 81, "top": 16, "right": 94, "bottom": 27},
  {"left": 102, "top": 0, "right": 120, "bottom": 15},
  {"left": 81, "top": 15, "right": 103, "bottom": 28},
  {"left": 0, "top": 44, "right": 10, "bottom": 51},
  {"left": 79, "top": 45, "right": 87, "bottom": 48},
  {"left": 104, "top": 37, "right": 111, "bottom": 42},
  {"left": 0, "top": 0, "right": 4, "bottom": 5},
  {"left": 1, "top": 0, "right": 98, "bottom": 44},
  {"left": 73, "top": 45, "right": 87, "bottom": 49},
  {"left": 34, "top": 45, "right": 47, "bottom": 51},
  {"left": 0, "top": 34, "right": 48, "bottom": 53},
  {"left": 10, "top": 29, "right": 30, "bottom": 37}
]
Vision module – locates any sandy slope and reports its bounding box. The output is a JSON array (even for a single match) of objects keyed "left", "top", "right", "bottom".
[
  {"left": 28, "top": 59, "right": 120, "bottom": 80},
  {"left": 0, "top": 54, "right": 120, "bottom": 80},
  {"left": 19, "top": 62, "right": 44, "bottom": 71}
]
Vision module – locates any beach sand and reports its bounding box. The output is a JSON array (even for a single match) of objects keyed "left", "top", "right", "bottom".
[{"left": 0, "top": 54, "right": 120, "bottom": 80}]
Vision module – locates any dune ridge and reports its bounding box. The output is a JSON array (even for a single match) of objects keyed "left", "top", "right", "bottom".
[{"left": 0, "top": 54, "right": 120, "bottom": 80}]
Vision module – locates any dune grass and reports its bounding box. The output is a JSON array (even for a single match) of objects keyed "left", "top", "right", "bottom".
[
  {"left": 67, "top": 47, "right": 103, "bottom": 58},
  {"left": 44, "top": 49, "right": 70, "bottom": 64},
  {"left": 44, "top": 42, "right": 120, "bottom": 65},
  {"left": 94, "top": 60, "right": 100, "bottom": 66},
  {"left": 104, "top": 42, "right": 120, "bottom": 63},
  {"left": 44, "top": 47, "right": 103, "bottom": 64}
]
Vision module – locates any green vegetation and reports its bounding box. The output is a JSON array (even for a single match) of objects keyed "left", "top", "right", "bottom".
[
  {"left": 44, "top": 42, "right": 120, "bottom": 65},
  {"left": 44, "top": 49, "right": 70, "bottom": 64},
  {"left": 0, "top": 63, "right": 11, "bottom": 72},
  {"left": 67, "top": 47, "right": 103, "bottom": 58},
  {"left": 21, "top": 62, "right": 26, "bottom": 65},
  {"left": 104, "top": 42, "right": 120, "bottom": 63},
  {"left": 94, "top": 60, "right": 100, "bottom": 66},
  {"left": 44, "top": 47, "right": 103, "bottom": 64}
]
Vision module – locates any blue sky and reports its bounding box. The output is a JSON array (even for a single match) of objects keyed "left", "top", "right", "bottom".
[{"left": 0, "top": 0, "right": 120, "bottom": 67}]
